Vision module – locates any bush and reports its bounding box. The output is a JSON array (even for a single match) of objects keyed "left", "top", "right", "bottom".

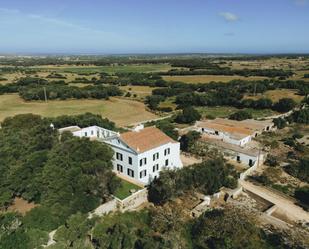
[
  {"left": 175, "top": 107, "right": 201, "bottom": 124},
  {"left": 179, "top": 131, "right": 201, "bottom": 151},
  {"left": 273, "top": 98, "right": 297, "bottom": 113},
  {"left": 265, "top": 155, "right": 279, "bottom": 167},
  {"left": 294, "top": 186, "right": 309, "bottom": 207},
  {"left": 148, "top": 158, "right": 237, "bottom": 205},
  {"left": 229, "top": 110, "right": 252, "bottom": 121},
  {"left": 273, "top": 117, "right": 287, "bottom": 129}
]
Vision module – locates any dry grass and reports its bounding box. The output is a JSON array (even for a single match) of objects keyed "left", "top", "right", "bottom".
[
  {"left": 0, "top": 94, "right": 158, "bottom": 126},
  {"left": 245, "top": 89, "right": 304, "bottom": 103},
  {"left": 7, "top": 197, "right": 37, "bottom": 215},
  {"left": 163, "top": 75, "right": 267, "bottom": 84},
  {"left": 120, "top": 85, "right": 156, "bottom": 99}
]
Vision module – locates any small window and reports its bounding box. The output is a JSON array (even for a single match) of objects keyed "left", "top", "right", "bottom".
[
  {"left": 140, "top": 157, "right": 147, "bottom": 166},
  {"left": 91, "top": 130, "right": 94, "bottom": 135},
  {"left": 215, "top": 131, "right": 219, "bottom": 135},
  {"left": 117, "top": 164, "right": 123, "bottom": 173},
  {"left": 116, "top": 152, "right": 123, "bottom": 161},
  {"left": 153, "top": 152, "right": 159, "bottom": 161},
  {"left": 164, "top": 148, "right": 170, "bottom": 156},
  {"left": 84, "top": 132, "right": 88, "bottom": 137},
  {"left": 140, "top": 169, "right": 147, "bottom": 178},
  {"left": 128, "top": 157, "right": 132, "bottom": 165},
  {"left": 97, "top": 131, "right": 100, "bottom": 138},
  {"left": 127, "top": 168, "right": 134, "bottom": 178},
  {"left": 165, "top": 159, "right": 169, "bottom": 166},
  {"left": 153, "top": 164, "right": 159, "bottom": 172}
]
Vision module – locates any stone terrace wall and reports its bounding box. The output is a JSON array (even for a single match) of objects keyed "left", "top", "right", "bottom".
[{"left": 116, "top": 188, "right": 148, "bottom": 212}]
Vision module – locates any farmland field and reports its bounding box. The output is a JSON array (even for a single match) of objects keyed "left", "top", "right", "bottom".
[
  {"left": 120, "top": 85, "right": 155, "bottom": 99},
  {"left": 163, "top": 75, "right": 268, "bottom": 84},
  {"left": 244, "top": 89, "right": 304, "bottom": 103},
  {"left": 31, "top": 63, "right": 172, "bottom": 74},
  {"left": 0, "top": 94, "right": 158, "bottom": 126}
]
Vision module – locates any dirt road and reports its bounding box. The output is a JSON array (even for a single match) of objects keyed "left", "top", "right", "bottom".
[{"left": 240, "top": 180, "right": 309, "bottom": 222}]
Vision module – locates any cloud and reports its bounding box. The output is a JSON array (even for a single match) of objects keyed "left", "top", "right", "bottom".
[
  {"left": 294, "top": 0, "right": 308, "bottom": 6},
  {"left": 219, "top": 12, "right": 239, "bottom": 22}
]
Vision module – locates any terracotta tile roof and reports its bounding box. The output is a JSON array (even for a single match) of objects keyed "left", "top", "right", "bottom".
[
  {"left": 120, "top": 127, "right": 176, "bottom": 153},
  {"left": 197, "top": 120, "right": 254, "bottom": 138},
  {"left": 214, "top": 118, "right": 272, "bottom": 131}
]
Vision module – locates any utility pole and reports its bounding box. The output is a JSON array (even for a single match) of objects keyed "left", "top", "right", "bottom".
[{"left": 43, "top": 87, "right": 48, "bottom": 103}]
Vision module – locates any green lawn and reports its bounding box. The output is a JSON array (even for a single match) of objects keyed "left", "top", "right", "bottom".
[{"left": 114, "top": 179, "right": 142, "bottom": 200}]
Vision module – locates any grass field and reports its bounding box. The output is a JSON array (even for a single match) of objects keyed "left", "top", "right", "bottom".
[
  {"left": 32, "top": 64, "right": 172, "bottom": 74},
  {"left": 120, "top": 85, "right": 156, "bottom": 99},
  {"left": 163, "top": 75, "right": 268, "bottom": 84},
  {"left": 0, "top": 94, "right": 158, "bottom": 126},
  {"left": 114, "top": 179, "right": 142, "bottom": 200},
  {"left": 245, "top": 89, "right": 304, "bottom": 103},
  {"left": 197, "top": 106, "right": 277, "bottom": 119}
]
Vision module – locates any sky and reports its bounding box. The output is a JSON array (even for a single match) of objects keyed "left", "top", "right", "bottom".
[{"left": 0, "top": 0, "right": 308, "bottom": 54}]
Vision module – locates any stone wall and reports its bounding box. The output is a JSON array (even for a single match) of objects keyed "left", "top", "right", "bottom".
[
  {"left": 116, "top": 188, "right": 148, "bottom": 212},
  {"left": 88, "top": 199, "right": 118, "bottom": 218}
]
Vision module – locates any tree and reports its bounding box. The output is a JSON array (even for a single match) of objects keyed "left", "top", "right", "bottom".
[
  {"left": 273, "top": 117, "right": 287, "bottom": 129},
  {"left": 229, "top": 110, "right": 252, "bottom": 121},
  {"left": 155, "top": 120, "right": 179, "bottom": 140},
  {"left": 273, "top": 98, "right": 297, "bottom": 113},
  {"left": 191, "top": 209, "right": 273, "bottom": 249},
  {"left": 179, "top": 131, "right": 201, "bottom": 151},
  {"left": 294, "top": 186, "right": 309, "bottom": 206},
  {"left": 145, "top": 95, "right": 165, "bottom": 110},
  {"left": 54, "top": 213, "right": 93, "bottom": 248},
  {"left": 175, "top": 107, "right": 201, "bottom": 124},
  {"left": 291, "top": 108, "right": 309, "bottom": 124}
]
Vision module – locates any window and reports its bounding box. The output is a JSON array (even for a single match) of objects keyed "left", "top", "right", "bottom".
[
  {"left": 164, "top": 148, "right": 170, "bottom": 156},
  {"left": 215, "top": 131, "right": 219, "bottom": 135},
  {"left": 128, "top": 156, "right": 132, "bottom": 165},
  {"left": 153, "top": 164, "right": 159, "bottom": 172},
  {"left": 117, "top": 164, "right": 123, "bottom": 173},
  {"left": 153, "top": 152, "right": 159, "bottom": 161},
  {"left": 165, "top": 159, "right": 169, "bottom": 166},
  {"left": 237, "top": 156, "right": 240, "bottom": 162},
  {"left": 140, "top": 169, "right": 147, "bottom": 178},
  {"left": 139, "top": 157, "right": 147, "bottom": 166},
  {"left": 116, "top": 152, "right": 123, "bottom": 161},
  {"left": 84, "top": 132, "right": 88, "bottom": 136},
  {"left": 91, "top": 130, "right": 94, "bottom": 135},
  {"left": 127, "top": 168, "right": 134, "bottom": 178},
  {"left": 97, "top": 130, "right": 100, "bottom": 138}
]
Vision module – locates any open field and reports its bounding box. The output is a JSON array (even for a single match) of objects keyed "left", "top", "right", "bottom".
[
  {"left": 31, "top": 63, "right": 172, "bottom": 74},
  {"left": 120, "top": 85, "right": 155, "bottom": 99},
  {"left": 163, "top": 75, "right": 268, "bottom": 84},
  {"left": 245, "top": 89, "right": 304, "bottom": 103},
  {"left": 0, "top": 94, "right": 158, "bottom": 126},
  {"left": 197, "top": 106, "right": 278, "bottom": 119}
]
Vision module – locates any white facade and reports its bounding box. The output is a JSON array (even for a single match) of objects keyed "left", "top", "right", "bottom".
[{"left": 69, "top": 126, "right": 182, "bottom": 185}]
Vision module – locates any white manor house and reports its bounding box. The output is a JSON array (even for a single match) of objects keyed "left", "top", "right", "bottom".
[{"left": 59, "top": 124, "right": 183, "bottom": 184}]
